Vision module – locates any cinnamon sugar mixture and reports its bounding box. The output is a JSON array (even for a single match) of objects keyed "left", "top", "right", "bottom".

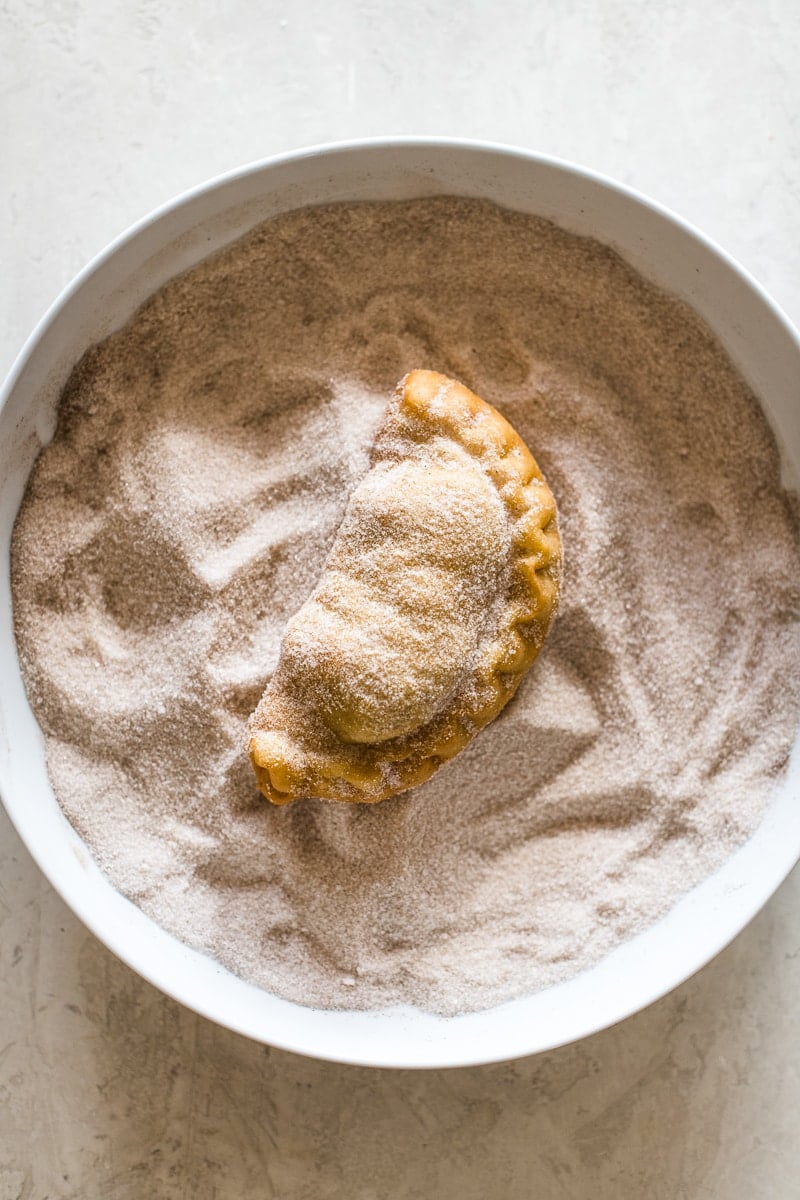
[{"left": 11, "top": 198, "right": 800, "bottom": 1015}]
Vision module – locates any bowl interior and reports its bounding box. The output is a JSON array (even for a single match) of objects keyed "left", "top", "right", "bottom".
[{"left": 1, "top": 141, "right": 799, "bottom": 1068}]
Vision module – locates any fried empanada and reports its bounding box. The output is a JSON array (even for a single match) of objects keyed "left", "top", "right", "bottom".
[{"left": 249, "top": 370, "right": 561, "bottom": 803}]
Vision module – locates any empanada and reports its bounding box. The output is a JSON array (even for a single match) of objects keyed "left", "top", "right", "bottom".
[{"left": 249, "top": 370, "right": 561, "bottom": 804}]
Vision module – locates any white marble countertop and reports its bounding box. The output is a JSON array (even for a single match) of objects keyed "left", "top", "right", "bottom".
[{"left": 2, "top": 2, "right": 799, "bottom": 1196}]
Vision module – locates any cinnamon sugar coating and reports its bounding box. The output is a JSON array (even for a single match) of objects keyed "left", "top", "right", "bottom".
[{"left": 249, "top": 370, "right": 561, "bottom": 803}]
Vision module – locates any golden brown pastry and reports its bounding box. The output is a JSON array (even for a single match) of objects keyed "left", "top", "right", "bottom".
[{"left": 248, "top": 370, "right": 561, "bottom": 804}]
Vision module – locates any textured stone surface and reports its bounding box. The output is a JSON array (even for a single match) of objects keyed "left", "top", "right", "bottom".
[{"left": 2, "top": 1, "right": 799, "bottom": 1196}]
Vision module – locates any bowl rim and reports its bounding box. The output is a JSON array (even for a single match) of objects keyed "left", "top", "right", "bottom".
[{"left": 2, "top": 135, "right": 800, "bottom": 1069}]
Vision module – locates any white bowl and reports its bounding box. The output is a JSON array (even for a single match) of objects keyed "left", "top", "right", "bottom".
[{"left": 2, "top": 139, "right": 799, "bottom": 1069}]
